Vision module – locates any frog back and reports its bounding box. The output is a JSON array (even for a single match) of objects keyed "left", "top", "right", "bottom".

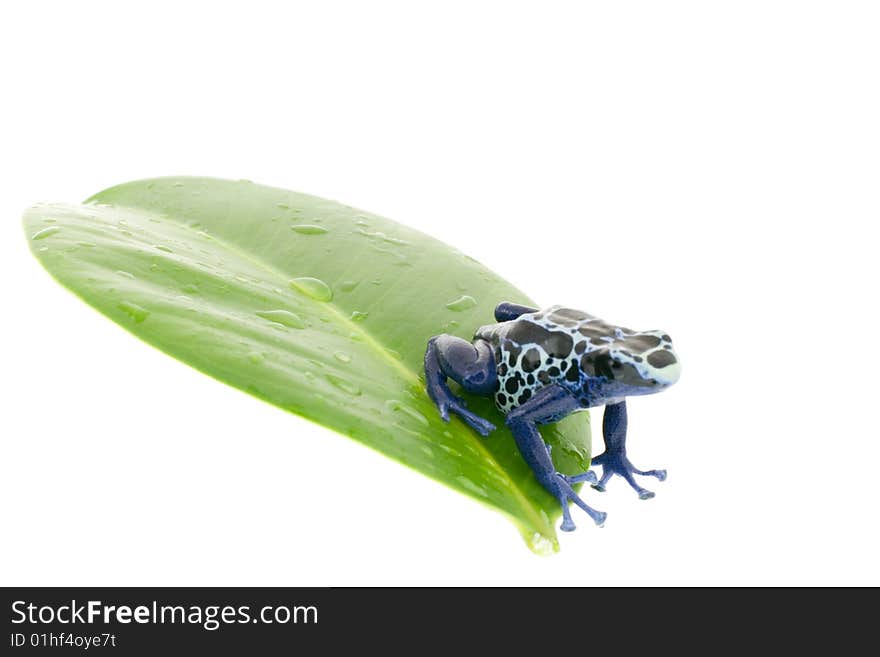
[{"left": 475, "top": 306, "right": 591, "bottom": 412}]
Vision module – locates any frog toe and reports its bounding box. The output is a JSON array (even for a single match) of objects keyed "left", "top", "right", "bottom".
[
  {"left": 591, "top": 468, "right": 613, "bottom": 492},
  {"left": 634, "top": 467, "right": 667, "bottom": 481},
  {"left": 565, "top": 471, "right": 598, "bottom": 485},
  {"left": 447, "top": 401, "right": 495, "bottom": 435},
  {"left": 463, "top": 413, "right": 496, "bottom": 436}
]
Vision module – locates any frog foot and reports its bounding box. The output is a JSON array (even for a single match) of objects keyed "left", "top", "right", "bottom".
[
  {"left": 435, "top": 395, "right": 496, "bottom": 436},
  {"left": 590, "top": 451, "right": 667, "bottom": 500},
  {"left": 556, "top": 474, "right": 606, "bottom": 532}
]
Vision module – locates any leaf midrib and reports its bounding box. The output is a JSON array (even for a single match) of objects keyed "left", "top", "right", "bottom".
[{"left": 90, "top": 199, "right": 551, "bottom": 537}]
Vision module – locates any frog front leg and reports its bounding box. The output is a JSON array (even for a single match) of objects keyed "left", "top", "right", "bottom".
[
  {"left": 506, "top": 384, "right": 606, "bottom": 531},
  {"left": 424, "top": 335, "right": 497, "bottom": 436},
  {"left": 591, "top": 401, "right": 667, "bottom": 499}
]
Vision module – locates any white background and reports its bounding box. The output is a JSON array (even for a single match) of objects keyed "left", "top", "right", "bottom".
[{"left": 1, "top": 1, "right": 878, "bottom": 586}]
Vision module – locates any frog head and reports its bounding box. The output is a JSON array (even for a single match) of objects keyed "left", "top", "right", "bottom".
[{"left": 578, "top": 326, "right": 681, "bottom": 404}]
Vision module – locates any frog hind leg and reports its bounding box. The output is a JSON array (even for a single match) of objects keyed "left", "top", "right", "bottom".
[
  {"left": 590, "top": 400, "right": 667, "bottom": 499},
  {"left": 505, "top": 384, "right": 606, "bottom": 531},
  {"left": 424, "top": 335, "right": 497, "bottom": 436},
  {"left": 494, "top": 302, "right": 539, "bottom": 322}
]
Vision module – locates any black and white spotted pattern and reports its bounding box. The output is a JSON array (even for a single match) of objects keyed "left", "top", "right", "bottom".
[{"left": 474, "top": 305, "right": 680, "bottom": 413}]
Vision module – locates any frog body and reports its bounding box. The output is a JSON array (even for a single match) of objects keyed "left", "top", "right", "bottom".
[
  {"left": 424, "top": 302, "right": 680, "bottom": 532},
  {"left": 476, "top": 305, "right": 680, "bottom": 413}
]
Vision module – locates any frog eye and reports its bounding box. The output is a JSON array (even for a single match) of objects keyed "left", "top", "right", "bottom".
[{"left": 647, "top": 349, "right": 677, "bottom": 368}]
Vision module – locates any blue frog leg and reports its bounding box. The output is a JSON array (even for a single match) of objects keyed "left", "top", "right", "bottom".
[
  {"left": 591, "top": 400, "right": 667, "bottom": 499},
  {"left": 505, "top": 384, "right": 606, "bottom": 531},
  {"left": 424, "top": 335, "right": 497, "bottom": 436}
]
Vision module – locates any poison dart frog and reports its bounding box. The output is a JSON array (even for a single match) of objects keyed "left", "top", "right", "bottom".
[{"left": 424, "top": 302, "right": 681, "bottom": 531}]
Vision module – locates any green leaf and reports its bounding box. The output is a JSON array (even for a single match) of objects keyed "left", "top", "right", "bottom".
[{"left": 22, "top": 177, "right": 590, "bottom": 552}]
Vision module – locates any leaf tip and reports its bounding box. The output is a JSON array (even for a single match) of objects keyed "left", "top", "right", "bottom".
[{"left": 523, "top": 528, "right": 560, "bottom": 555}]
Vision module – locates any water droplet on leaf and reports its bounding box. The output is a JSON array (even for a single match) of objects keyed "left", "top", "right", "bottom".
[
  {"left": 32, "top": 226, "right": 60, "bottom": 240},
  {"left": 456, "top": 475, "right": 488, "bottom": 497},
  {"left": 291, "top": 224, "right": 329, "bottom": 235},
  {"left": 445, "top": 295, "right": 477, "bottom": 311},
  {"left": 527, "top": 533, "right": 556, "bottom": 555},
  {"left": 290, "top": 277, "right": 333, "bottom": 302},
  {"left": 255, "top": 309, "right": 307, "bottom": 329},
  {"left": 118, "top": 301, "right": 149, "bottom": 323},
  {"left": 437, "top": 444, "right": 462, "bottom": 458},
  {"left": 326, "top": 374, "right": 361, "bottom": 396},
  {"left": 385, "top": 400, "right": 429, "bottom": 427},
  {"left": 350, "top": 310, "right": 369, "bottom": 321},
  {"left": 355, "top": 227, "right": 409, "bottom": 245}
]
